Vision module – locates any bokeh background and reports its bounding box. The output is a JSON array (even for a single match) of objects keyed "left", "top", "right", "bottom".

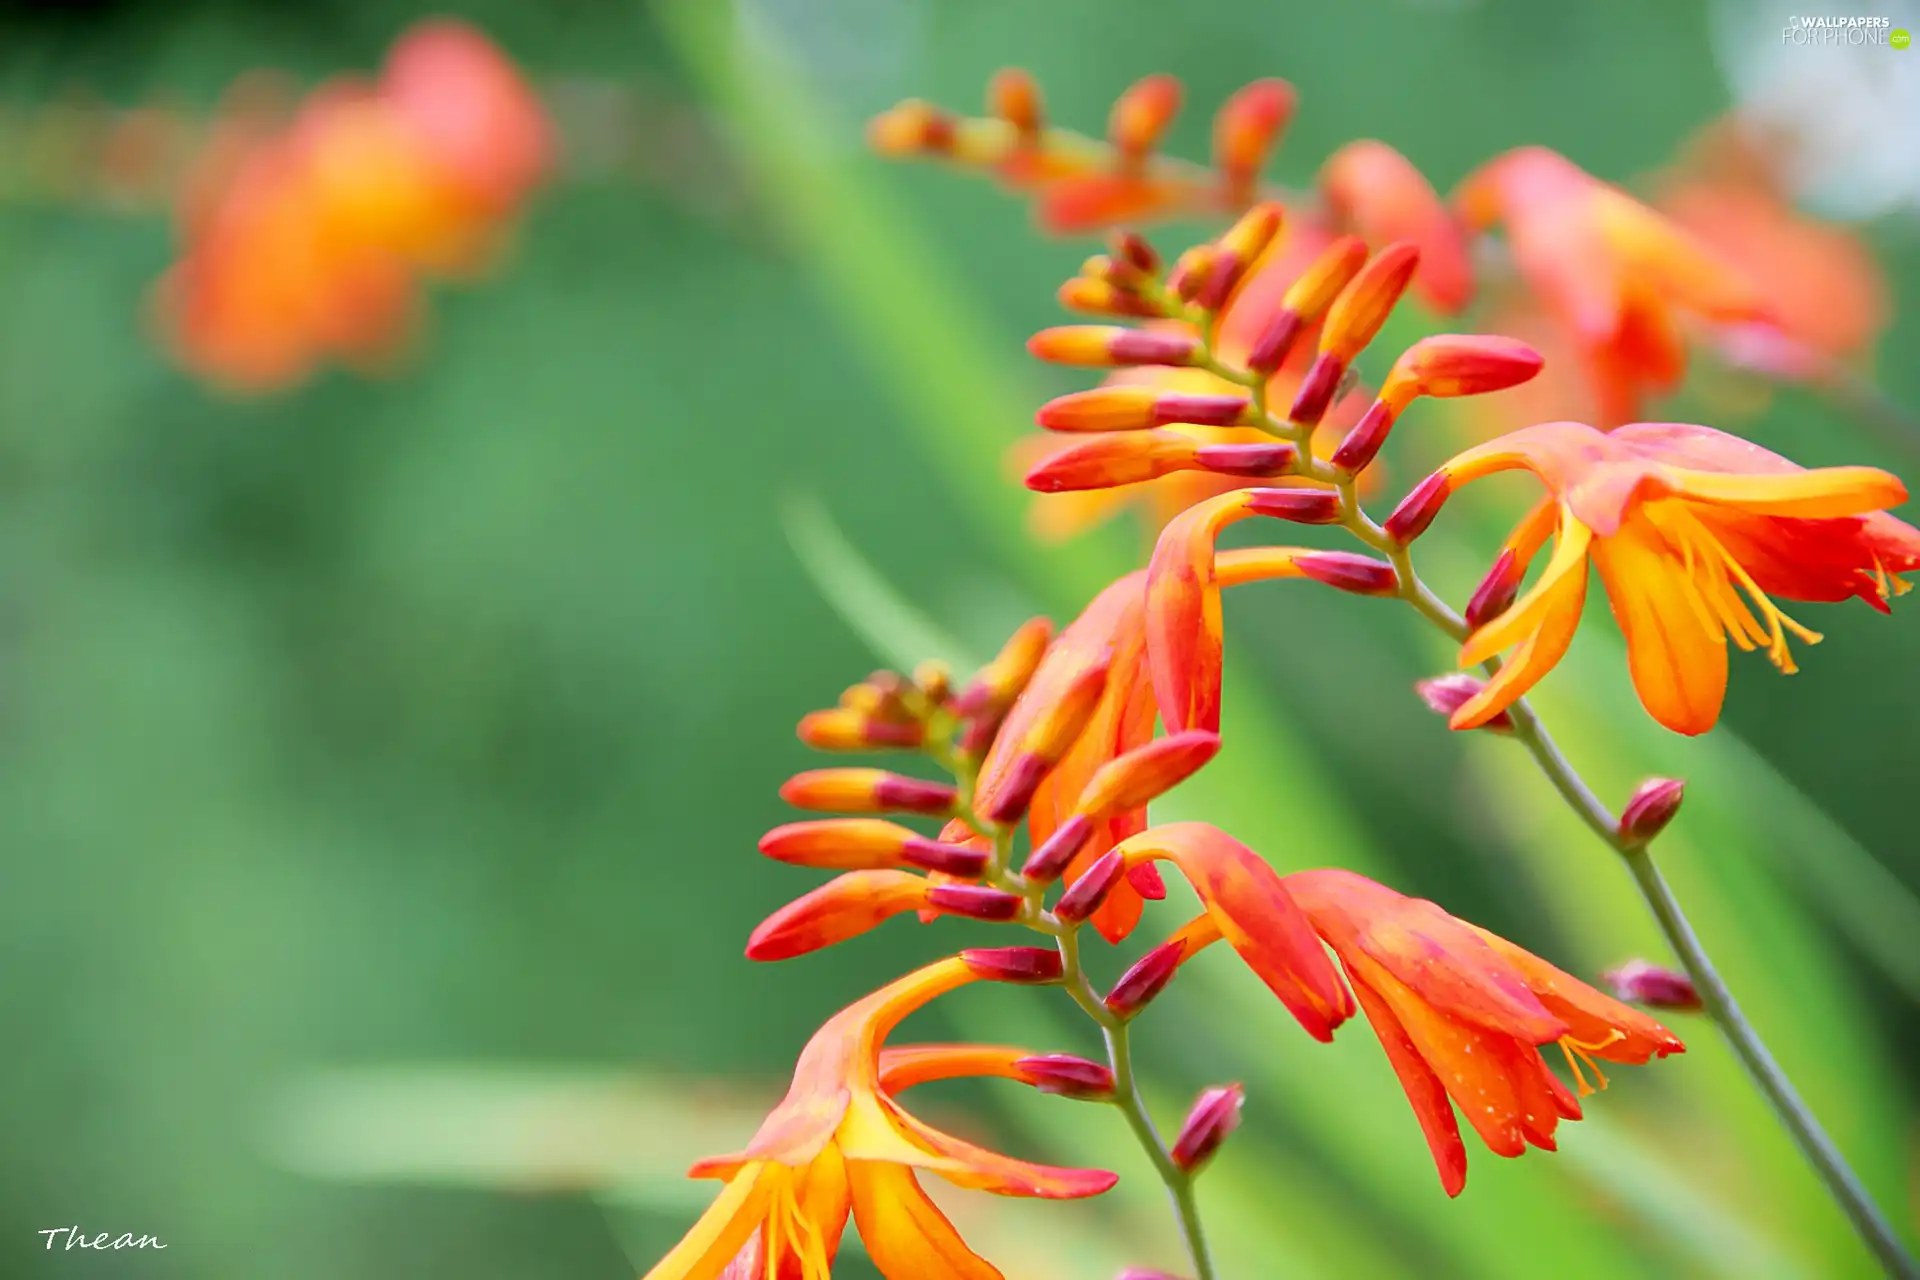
[{"left": 2, "top": 0, "right": 1917, "bottom": 1276}]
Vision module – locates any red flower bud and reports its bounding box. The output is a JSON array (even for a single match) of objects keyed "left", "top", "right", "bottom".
[
  {"left": 1619, "top": 777, "right": 1685, "bottom": 845},
  {"left": 1211, "top": 78, "right": 1296, "bottom": 185},
  {"left": 901, "top": 837, "right": 993, "bottom": 878},
  {"left": 1170, "top": 1083, "right": 1245, "bottom": 1174},
  {"left": 1600, "top": 959, "right": 1703, "bottom": 1012},
  {"left": 759, "top": 818, "right": 923, "bottom": 869},
  {"left": 1117, "top": 1271, "right": 1186, "bottom": 1280},
  {"left": 1414, "top": 674, "right": 1514, "bottom": 734},
  {"left": 1075, "top": 731, "right": 1222, "bottom": 817},
  {"left": 1243, "top": 308, "right": 1304, "bottom": 377},
  {"left": 868, "top": 100, "right": 956, "bottom": 156},
  {"left": 1109, "top": 74, "right": 1182, "bottom": 159},
  {"left": 1014, "top": 1053, "right": 1116, "bottom": 1100},
  {"left": 962, "top": 945, "right": 1065, "bottom": 985},
  {"left": 927, "top": 883, "right": 1025, "bottom": 922},
  {"left": 1054, "top": 848, "right": 1125, "bottom": 924},
  {"left": 1247, "top": 488, "right": 1343, "bottom": 525},
  {"left": 987, "top": 67, "right": 1043, "bottom": 136},
  {"left": 1022, "top": 812, "right": 1094, "bottom": 883},
  {"left": 1329, "top": 399, "right": 1396, "bottom": 474},
  {"left": 955, "top": 617, "right": 1053, "bottom": 718},
  {"left": 981, "top": 657, "right": 1111, "bottom": 824},
  {"left": 1104, "top": 938, "right": 1186, "bottom": 1017},
  {"left": 1191, "top": 441, "right": 1298, "bottom": 477},
  {"left": 1167, "top": 245, "right": 1217, "bottom": 302},
  {"left": 1463, "top": 548, "right": 1523, "bottom": 630},
  {"left": 796, "top": 708, "right": 923, "bottom": 751},
  {"left": 1036, "top": 387, "right": 1251, "bottom": 433},
  {"left": 1109, "top": 230, "right": 1162, "bottom": 276},
  {"left": 1026, "top": 325, "right": 1201, "bottom": 368},
  {"left": 1286, "top": 352, "right": 1346, "bottom": 427},
  {"left": 1024, "top": 431, "right": 1199, "bottom": 493},
  {"left": 1294, "top": 551, "right": 1398, "bottom": 596},
  {"left": 1197, "top": 202, "right": 1284, "bottom": 310},
  {"left": 1383, "top": 471, "right": 1451, "bottom": 544},
  {"left": 1057, "top": 277, "right": 1158, "bottom": 318},
  {"left": 779, "top": 768, "right": 957, "bottom": 816},
  {"left": 1379, "top": 334, "right": 1544, "bottom": 413}
]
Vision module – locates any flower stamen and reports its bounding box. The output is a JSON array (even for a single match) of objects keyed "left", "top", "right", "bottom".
[
  {"left": 1558, "top": 1029, "right": 1626, "bottom": 1097},
  {"left": 1651, "top": 503, "right": 1824, "bottom": 673}
]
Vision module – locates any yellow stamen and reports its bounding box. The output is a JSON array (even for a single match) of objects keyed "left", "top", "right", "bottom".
[
  {"left": 763, "top": 1165, "right": 832, "bottom": 1280},
  {"left": 1557, "top": 1029, "right": 1626, "bottom": 1098},
  {"left": 1647, "top": 502, "right": 1824, "bottom": 673}
]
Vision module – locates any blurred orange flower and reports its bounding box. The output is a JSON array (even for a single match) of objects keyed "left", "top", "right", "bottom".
[
  {"left": 153, "top": 19, "right": 551, "bottom": 393},
  {"left": 646, "top": 957, "right": 1115, "bottom": 1280}
]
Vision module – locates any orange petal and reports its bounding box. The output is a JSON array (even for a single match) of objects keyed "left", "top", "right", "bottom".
[
  {"left": 644, "top": 1162, "right": 777, "bottom": 1280},
  {"left": 1591, "top": 509, "right": 1728, "bottom": 735},
  {"left": 1470, "top": 927, "right": 1685, "bottom": 1063},
  {"left": 745, "top": 870, "right": 932, "bottom": 961},
  {"left": 847, "top": 1160, "right": 1003, "bottom": 1280},
  {"left": 883, "top": 1096, "right": 1119, "bottom": 1199},
  {"left": 878, "top": 1044, "right": 1035, "bottom": 1093},
  {"left": 1347, "top": 975, "right": 1468, "bottom": 1196},
  {"left": 1319, "top": 140, "right": 1474, "bottom": 313},
  {"left": 1114, "top": 822, "right": 1353, "bottom": 1040},
  {"left": 1144, "top": 490, "right": 1262, "bottom": 733}
]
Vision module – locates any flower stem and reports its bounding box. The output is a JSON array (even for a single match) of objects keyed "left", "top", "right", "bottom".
[{"left": 1053, "top": 926, "right": 1218, "bottom": 1280}]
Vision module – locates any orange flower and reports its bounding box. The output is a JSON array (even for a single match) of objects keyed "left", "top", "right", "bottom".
[
  {"left": 1284, "top": 869, "right": 1684, "bottom": 1196},
  {"left": 646, "top": 958, "right": 1116, "bottom": 1279},
  {"left": 1455, "top": 147, "right": 1769, "bottom": 425},
  {"left": 1427, "top": 421, "right": 1920, "bottom": 734}
]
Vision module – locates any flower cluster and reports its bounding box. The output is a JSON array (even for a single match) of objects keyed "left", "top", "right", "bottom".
[{"left": 152, "top": 19, "right": 551, "bottom": 393}]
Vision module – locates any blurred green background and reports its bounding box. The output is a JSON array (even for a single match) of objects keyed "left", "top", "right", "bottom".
[{"left": 0, "top": 0, "right": 1915, "bottom": 1276}]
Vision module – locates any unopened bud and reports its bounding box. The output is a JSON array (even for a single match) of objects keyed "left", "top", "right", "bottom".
[
  {"left": 1464, "top": 548, "right": 1524, "bottom": 630},
  {"left": 1414, "top": 674, "right": 1514, "bottom": 733},
  {"left": 1320, "top": 242, "right": 1420, "bottom": 363},
  {"left": 987, "top": 68, "right": 1043, "bottom": 136},
  {"left": 868, "top": 100, "right": 956, "bottom": 156},
  {"left": 955, "top": 617, "right": 1053, "bottom": 718},
  {"left": 912, "top": 660, "right": 952, "bottom": 704},
  {"left": 1191, "top": 441, "right": 1298, "bottom": 476},
  {"left": 1025, "top": 432, "right": 1201, "bottom": 493},
  {"left": 759, "top": 818, "right": 923, "bottom": 869},
  {"left": 1599, "top": 959, "right": 1702, "bottom": 1011},
  {"left": 1117, "top": 1271, "right": 1187, "bottom": 1280},
  {"left": 1247, "top": 488, "right": 1343, "bottom": 525},
  {"left": 901, "top": 837, "right": 993, "bottom": 878},
  {"left": 780, "top": 769, "right": 958, "bottom": 816},
  {"left": 1075, "top": 731, "right": 1222, "bottom": 817},
  {"left": 1379, "top": 334, "right": 1544, "bottom": 414},
  {"left": 927, "top": 883, "right": 1025, "bottom": 922},
  {"left": 962, "top": 945, "right": 1065, "bottom": 984},
  {"left": 1109, "top": 74, "right": 1182, "bottom": 159},
  {"left": 1027, "top": 325, "right": 1200, "bottom": 368},
  {"left": 1293, "top": 551, "right": 1399, "bottom": 596},
  {"left": 1212, "top": 78, "right": 1295, "bottom": 185},
  {"left": 1022, "top": 813, "right": 1095, "bottom": 883},
  {"left": 1383, "top": 471, "right": 1451, "bottom": 544},
  {"left": 1104, "top": 938, "right": 1186, "bottom": 1017},
  {"left": 1054, "top": 849, "right": 1125, "bottom": 924},
  {"left": 1329, "top": 400, "right": 1397, "bottom": 474},
  {"left": 1170, "top": 1084, "right": 1245, "bottom": 1173},
  {"left": 982, "top": 658, "right": 1112, "bottom": 824},
  {"left": 1167, "top": 245, "right": 1218, "bottom": 302},
  {"left": 1109, "top": 230, "right": 1162, "bottom": 277},
  {"left": 797, "top": 707, "right": 923, "bottom": 751},
  {"left": 1038, "top": 386, "right": 1252, "bottom": 433},
  {"left": 1287, "top": 352, "right": 1346, "bottom": 427},
  {"left": 1015, "top": 1053, "right": 1116, "bottom": 1099},
  {"left": 1197, "top": 202, "right": 1284, "bottom": 310},
  {"left": 1618, "top": 777, "right": 1684, "bottom": 846},
  {"left": 1057, "top": 277, "right": 1159, "bottom": 318}
]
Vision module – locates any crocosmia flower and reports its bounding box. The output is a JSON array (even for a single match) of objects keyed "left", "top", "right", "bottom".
[
  {"left": 1426, "top": 421, "right": 1920, "bottom": 734},
  {"left": 646, "top": 957, "right": 1115, "bottom": 1280},
  {"left": 1287, "top": 869, "right": 1684, "bottom": 1196}
]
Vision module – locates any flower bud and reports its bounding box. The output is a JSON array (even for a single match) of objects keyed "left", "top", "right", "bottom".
[
  {"left": 1212, "top": 78, "right": 1295, "bottom": 186},
  {"left": 1108, "top": 230, "right": 1161, "bottom": 277},
  {"left": 1600, "top": 959, "right": 1702, "bottom": 1012},
  {"left": 1619, "top": 777, "right": 1684, "bottom": 846},
  {"left": 1170, "top": 1083, "right": 1245, "bottom": 1174},
  {"left": 1117, "top": 1271, "right": 1186, "bottom": 1280},
  {"left": 1252, "top": 236, "right": 1367, "bottom": 373},
  {"left": 1109, "top": 73, "right": 1182, "bottom": 159},
  {"left": 1414, "top": 674, "right": 1514, "bottom": 734},
  {"left": 1190, "top": 441, "right": 1297, "bottom": 477},
  {"left": 1075, "top": 731, "right": 1222, "bottom": 817},
  {"left": 1024, "top": 431, "right": 1199, "bottom": 493},
  {"left": 901, "top": 837, "right": 993, "bottom": 878},
  {"left": 1378, "top": 334, "right": 1544, "bottom": 414},
  {"left": 987, "top": 67, "right": 1043, "bottom": 137},
  {"left": 912, "top": 660, "right": 952, "bottom": 704},
  {"left": 1054, "top": 849, "right": 1125, "bottom": 924},
  {"left": 759, "top": 818, "right": 925, "bottom": 869},
  {"left": 1167, "top": 245, "right": 1218, "bottom": 302},
  {"left": 1463, "top": 548, "right": 1523, "bottom": 630},
  {"left": 867, "top": 100, "right": 956, "bottom": 156},
  {"left": 1014, "top": 1053, "right": 1116, "bottom": 1100},
  {"left": 1329, "top": 399, "right": 1396, "bottom": 474},
  {"left": 1057, "top": 277, "right": 1159, "bottom": 318},
  {"left": 1382, "top": 471, "right": 1450, "bottom": 544},
  {"left": 779, "top": 768, "right": 958, "bottom": 816},
  {"left": 955, "top": 617, "right": 1053, "bottom": 718},
  {"left": 796, "top": 708, "right": 923, "bottom": 751},
  {"left": 927, "top": 883, "right": 1025, "bottom": 922},
  {"left": 1036, "top": 387, "right": 1251, "bottom": 433},
  {"left": 980, "top": 656, "right": 1112, "bottom": 824},
  {"left": 1320, "top": 242, "right": 1420, "bottom": 363},
  {"left": 1286, "top": 352, "right": 1346, "bottom": 427},
  {"left": 962, "top": 945, "right": 1065, "bottom": 985},
  {"left": 1027, "top": 325, "right": 1201, "bottom": 368},
  {"left": 1197, "top": 202, "right": 1284, "bottom": 310},
  {"left": 1293, "top": 550, "right": 1398, "bottom": 596},
  {"left": 1247, "top": 488, "right": 1343, "bottom": 525},
  {"left": 1022, "top": 813, "right": 1094, "bottom": 883},
  {"left": 1104, "top": 937, "right": 1186, "bottom": 1017}
]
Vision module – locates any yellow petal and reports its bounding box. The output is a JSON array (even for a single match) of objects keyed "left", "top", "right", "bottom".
[
  {"left": 1669, "top": 465, "right": 1907, "bottom": 519},
  {"left": 1592, "top": 512, "right": 1728, "bottom": 735},
  {"left": 644, "top": 1163, "right": 776, "bottom": 1280},
  {"left": 847, "top": 1160, "right": 1004, "bottom": 1280},
  {"left": 1458, "top": 512, "right": 1592, "bottom": 667}
]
